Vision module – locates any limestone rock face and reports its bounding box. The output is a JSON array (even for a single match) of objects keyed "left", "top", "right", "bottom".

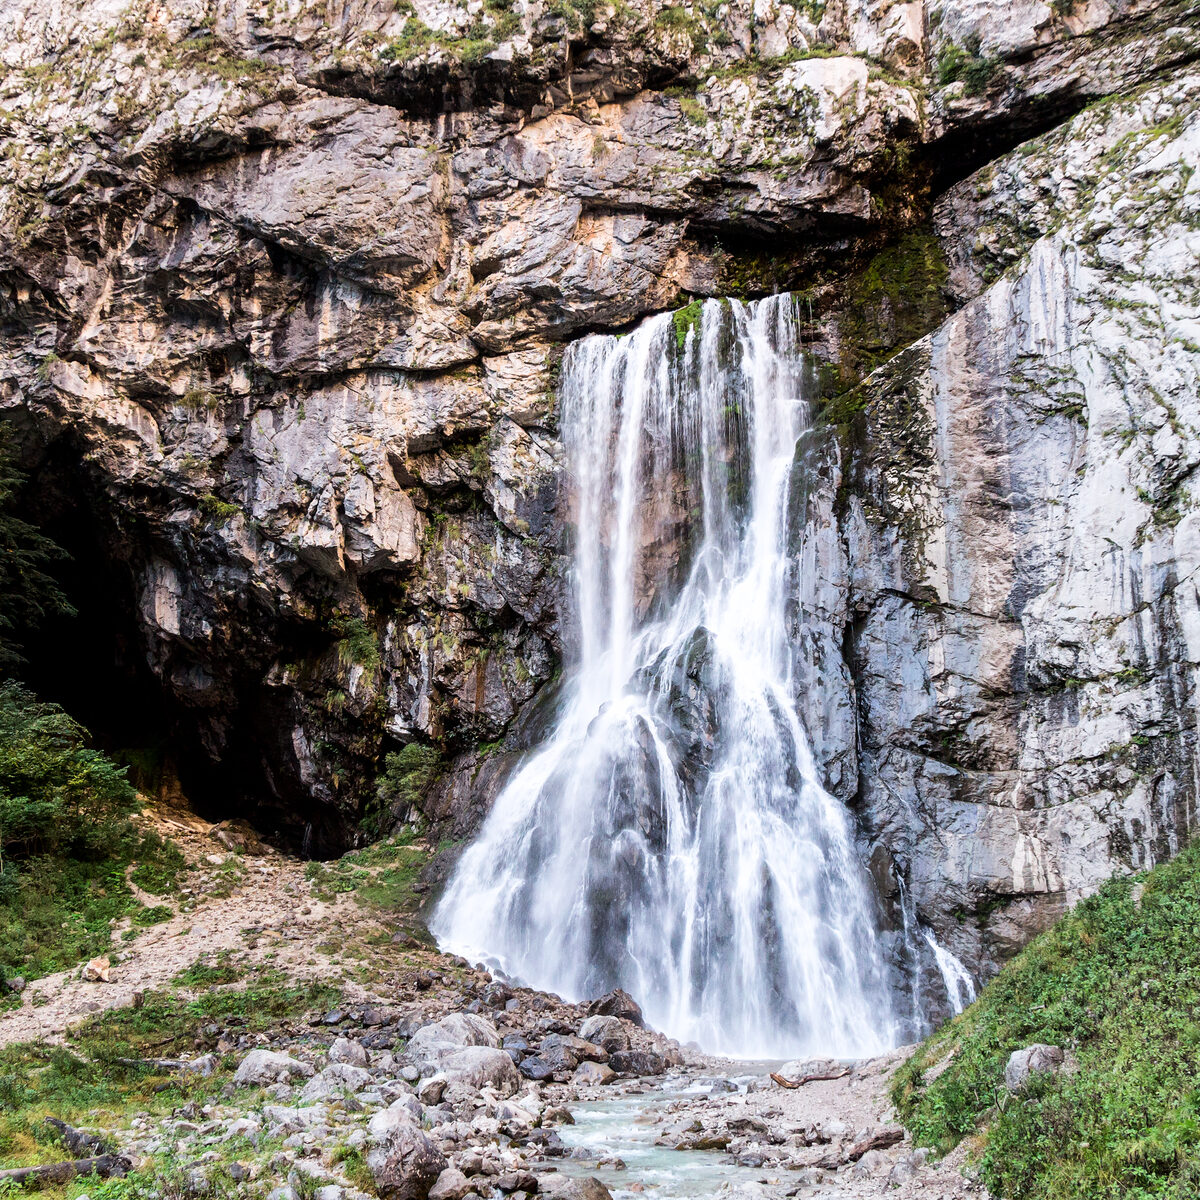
[
  {"left": 1, "top": 0, "right": 1199, "bottom": 1001},
  {"left": 796, "top": 66, "right": 1200, "bottom": 1008}
]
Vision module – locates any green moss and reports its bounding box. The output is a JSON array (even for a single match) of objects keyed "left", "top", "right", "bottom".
[{"left": 894, "top": 840, "right": 1200, "bottom": 1199}]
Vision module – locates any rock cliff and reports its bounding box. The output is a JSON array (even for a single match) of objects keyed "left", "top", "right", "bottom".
[{"left": 1, "top": 0, "right": 1198, "bottom": 996}]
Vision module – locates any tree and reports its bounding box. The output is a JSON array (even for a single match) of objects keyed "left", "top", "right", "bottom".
[{"left": 0, "top": 429, "right": 74, "bottom": 666}]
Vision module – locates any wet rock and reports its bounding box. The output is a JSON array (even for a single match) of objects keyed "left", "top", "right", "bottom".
[
  {"left": 586, "top": 990, "right": 644, "bottom": 1028},
  {"left": 537, "top": 1177, "right": 612, "bottom": 1200},
  {"left": 606, "top": 1051, "right": 665, "bottom": 1077},
  {"left": 518, "top": 1057, "right": 553, "bottom": 1081},
  {"left": 575, "top": 1017, "right": 629, "bottom": 1054},
  {"left": 235, "top": 1051, "right": 315, "bottom": 1087},
  {"left": 539, "top": 1036, "right": 607, "bottom": 1074},
  {"left": 1005, "top": 1044, "right": 1066, "bottom": 1092}
]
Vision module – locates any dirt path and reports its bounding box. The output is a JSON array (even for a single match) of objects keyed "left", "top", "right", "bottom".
[{"left": 0, "top": 809, "right": 355, "bottom": 1047}]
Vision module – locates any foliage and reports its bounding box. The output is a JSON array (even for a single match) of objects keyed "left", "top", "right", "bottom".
[
  {"left": 936, "top": 38, "right": 998, "bottom": 96},
  {"left": 894, "top": 842, "right": 1200, "bottom": 1199},
  {"left": 672, "top": 299, "right": 704, "bottom": 350},
  {"left": 332, "top": 615, "right": 381, "bottom": 674},
  {"left": 0, "top": 432, "right": 74, "bottom": 666},
  {"left": 0, "top": 683, "right": 186, "bottom": 981},
  {"left": 376, "top": 742, "right": 443, "bottom": 816}
]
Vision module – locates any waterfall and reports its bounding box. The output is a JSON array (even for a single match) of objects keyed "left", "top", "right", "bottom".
[{"left": 433, "top": 295, "right": 898, "bottom": 1059}]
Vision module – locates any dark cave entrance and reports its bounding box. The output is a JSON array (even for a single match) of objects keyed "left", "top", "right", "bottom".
[{"left": 9, "top": 434, "right": 342, "bottom": 858}]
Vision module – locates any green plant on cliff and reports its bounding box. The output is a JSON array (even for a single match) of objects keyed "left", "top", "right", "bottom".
[
  {"left": 937, "top": 37, "right": 998, "bottom": 96},
  {"left": 376, "top": 743, "right": 443, "bottom": 816},
  {"left": 894, "top": 841, "right": 1200, "bottom": 1199},
  {"left": 672, "top": 299, "right": 704, "bottom": 349}
]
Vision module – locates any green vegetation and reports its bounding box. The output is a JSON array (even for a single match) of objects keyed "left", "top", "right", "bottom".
[
  {"left": 894, "top": 842, "right": 1200, "bottom": 1199},
  {"left": 0, "top": 683, "right": 187, "bottom": 985},
  {"left": 672, "top": 299, "right": 705, "bottom": 350},
  {"left": 0, "top": 976, "right": 339, "bottom": 1176},
  {"left": 937, "top": 37, "right": 998, "bottom": 96},
  {"left": 198, "top": 493, "right": 240, "bottom": 524},
  {"left": 376, "top": 742, "right": 443, "bottom": 820},
  {"left": 332, "top": 615, "right": 382, "bottom": 674},
  {"left": 304, "top": 830, "right": 430, "bottom": 920},
  {"left": 0, "top": 435, "right": 73, "bottom": 666}
]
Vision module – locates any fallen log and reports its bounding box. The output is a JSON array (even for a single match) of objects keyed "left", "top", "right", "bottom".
[
  {"left": 846, "top": 1128, "right": 905, "bottom": 1161},
  {"left": 770, "top": 1069, "right": 850, "bottom": 1089},
  {"left": 0, "top": 1154, "right": 131, "bottom": 1184}
]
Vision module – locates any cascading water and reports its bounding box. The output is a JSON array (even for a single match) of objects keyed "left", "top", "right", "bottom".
[{"left": 434, "top": 295, "right": 900, "bottom": 1058}]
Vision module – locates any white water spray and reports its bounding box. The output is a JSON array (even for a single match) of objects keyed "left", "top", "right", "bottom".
[{"left": 434, "top": 296, "right": 898, "bottom": 1058}]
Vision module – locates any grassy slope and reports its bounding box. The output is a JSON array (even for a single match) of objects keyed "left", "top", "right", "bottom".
[{"left": 893, "top": 842, "right": 1200, "bottom": 1200}]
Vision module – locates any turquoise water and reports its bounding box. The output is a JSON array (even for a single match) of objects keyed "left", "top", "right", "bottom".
[{"left": 552, "top": 1076, "right": 782, "bottom": 1198}]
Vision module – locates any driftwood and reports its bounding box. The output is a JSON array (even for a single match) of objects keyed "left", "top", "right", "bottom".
[
  {"left": 846, "top": 1128, "right": 905, "bottom": 1161},
  {"left": 0, "top": 1154, "right": 131, "bottom": 1184},
  {"left": 770, "top": 1069, "right": 850, "bottom": 1089}
]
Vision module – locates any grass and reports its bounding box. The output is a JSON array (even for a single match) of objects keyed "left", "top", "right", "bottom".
[
  {"left": 0, "top": 833, "right": 188, "bottom": 985},
  {"left": 0, "top": 977, "right": 341, "bottom": 1176},
  {"left": 893, "top": 841, "right": 1200, "bottom": 1199}
]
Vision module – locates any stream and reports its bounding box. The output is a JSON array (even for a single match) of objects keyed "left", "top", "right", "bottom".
[{"left": 552, "top": 1071, "right": 781, "bottom": 1199}]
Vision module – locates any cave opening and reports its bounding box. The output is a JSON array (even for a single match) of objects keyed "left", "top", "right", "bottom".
[{"left": 8, "top": 434, "right": 339, "bottom": 858}]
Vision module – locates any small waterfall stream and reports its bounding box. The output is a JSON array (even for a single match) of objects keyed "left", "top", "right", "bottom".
[{"left": 434, "top": 296, "right": 903, "bottom": 1058}]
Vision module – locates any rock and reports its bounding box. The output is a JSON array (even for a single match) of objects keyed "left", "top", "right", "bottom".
[
  {"left": 301, "top": 1063, "right": 374, "bottom": 1101},
  {"left": 438, "top": 1047, "right": 522, "bottom": 1098},
  {"left": 330, "top": 1037, "right": 369, "bottom": 1067},
  {"left": 369, "top": 1097, "right": 425, "bottom": 1143},
  {"left": 1004, "top": 1044, "right": 1066, "bottom": 1092},
  {"left": 262, "top": 1104, "right": 328, "bottom": 1133},
  {"left": 405, "top": 1014, "right": 502, "bottom": 1075},
  {"left": 538, "top": 1036, "right": 606, "bottom": 1074},
  {"left": 576, "top": 1017, "right": 629, "bottom": 1054},
  {"left": 606, "top": 1051, "right": 665, "bottom": 1077},
  {"left": 518, "top": 1056, "right": 553, "bottom": 1081},
  {"left": 586, "top": 990, "right": 644, "bottom": 1028},
  {"left": 418, "top": 1075, "right": 448, "bottom": 1105},
  {"left": 6, "top": 976, "right": 25, "bottom": 994},
  {"left": 234, "top": 1050, "right": 315, "bottom": 1087},
  {"left": 366, "top": 1118, "right": 447, "bottom": 1200},
  {"left": 428, "top": 1168, "right": 473, "bottom": 1200},
  {"left": 82, "top": 957, "right": 111, "bottom": 983},
  {"left": 572, "top": 1061, "right": 616, "bottom": 1087},
  {"left": 537, "top": 1177, "right": 612, "bottom": 1200}
]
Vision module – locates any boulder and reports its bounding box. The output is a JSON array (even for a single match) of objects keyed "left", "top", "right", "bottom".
[
  {"left": 586, "top": 989, "right": 643, "bottom": 1027},
  {"left": 573, "top": 1061, "right": 616, "bottom": 1087},
  {"left": 576, "top": 1016, "right": 629, "bottom": 1054},
  {"left": 234, "top": 1050, "right": 315, "bottom": 1086},
  {"left": 538, "top": 1176, "right": 613, "bottom": 1200},
  {"left": 405, "top": 1014, "right": 502, "bottom": 1074},
  {"left": 82, "top": 957, "right": 111, "bottom": 983},
  {"left": 428, "top": 1168, "right": 473, "bottom": 1200},
  {"left": 329, "top": 1037, "right": 369, "bottom": 1067},
  {"left": 439, "top": 1046, "right": 522, "bottom": 1097},
  {"left": 369, "top": 1096, "right": 425, "bottom": 1143},
  {"left": 301, "top": 1063, "right": 373, "bottom": 1101},
  {"left": 367, "top": 1125, "right": 447, "bottom": 1200},
  {"left": 607, "top": 1050, "right": 665, "bottom": 1077},
  {"left": 1004, "top": 1044, "right": 1066, "bottom": 1092},
  {"left": 262, "top": 1104, "right": 327, "bottom": 1133},
  {"left": 519, "top": 1056, "right": 553, "bottom": 1080},
  {"left": 539, "top": 1035, "right": 607, "bottom": 1073}
]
